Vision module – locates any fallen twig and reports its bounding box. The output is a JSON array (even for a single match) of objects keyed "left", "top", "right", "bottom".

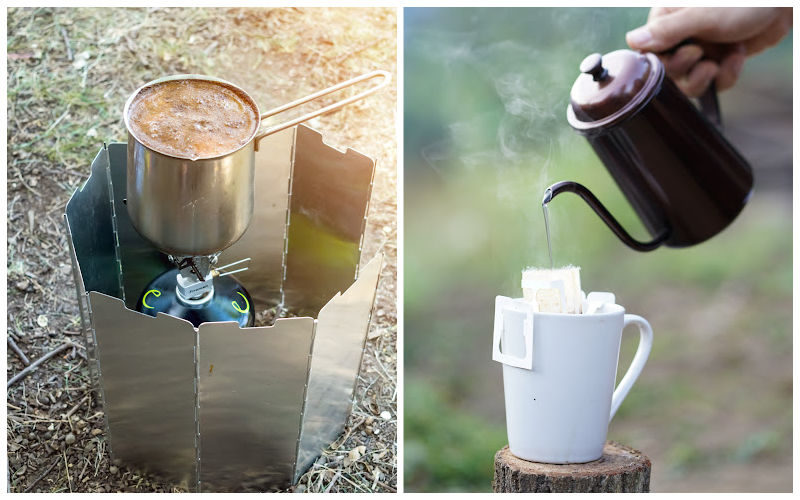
[
  {"left": 24, "top": 457, "right": 60, "bottom": 492},
  {"left": 7, "top": 343, "right": 74, "bottom": 388},
  {"left": 64, "top": 394, "right": 90, "bottom": 420},
  {"left": 324, "top": 470, "right": 341, "bottom": 493},
  {"left": 330, "top": 416, "right": 366, "bottom": 450},
  {"left": 60, "top": 27, "right": 73, "bottom": 61},
  {"left": 376, "top": 480, "right": 396, "bottom": 492},
  {"left": 8, "top": 336, "right": 31, "bottom": 366},
  {"left": 62, "top": 449, "right": 73, "bottom": 492}
]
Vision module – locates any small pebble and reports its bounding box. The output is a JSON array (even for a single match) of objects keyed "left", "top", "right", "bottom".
[
  {"left": 380, "top": 410, "right": 391, "bottom": 420},
  {"left": 15, "top": 280, "right": 30, "bottom": 291},
  {"left": 109, "top": 465, "right": 118, "bottom": 475},
  {"left": 65, "top": 433, "right": 76, "bottom": 445},
  {"left": 91, "top": 428, "right": 103, "bottom": 436}
]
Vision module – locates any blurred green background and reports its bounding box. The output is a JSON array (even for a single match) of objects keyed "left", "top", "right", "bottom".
[{"left": 403, "top": 7, "right": 792, "bottom": 493}]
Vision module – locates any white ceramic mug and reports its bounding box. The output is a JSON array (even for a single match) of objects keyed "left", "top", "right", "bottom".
[{"left": 492, "top": 296, "right": 653, "bottom": 464}]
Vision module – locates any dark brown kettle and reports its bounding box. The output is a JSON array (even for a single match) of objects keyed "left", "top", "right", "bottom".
[{"left": 546, "top": 48, "right": 754, "bottom": 251}]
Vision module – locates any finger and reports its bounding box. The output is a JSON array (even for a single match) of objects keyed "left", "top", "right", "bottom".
[
  {"left": 647, "top": 7, "right": 680, "bottom": 22},
  {"left": 627, "top": 8, "right": 715, "bottom": 52},
  {"left": 678, "top": 60, "right": 719, "bottom": 97},
  {"left": 663, "top": 44, "right": 704, "bottom": 80},
  {"left": 743, "top": 14, "right": 793, "bottom": 55},
  {"left": 715, "top": 45, "right": 746, "bottom": 91}
]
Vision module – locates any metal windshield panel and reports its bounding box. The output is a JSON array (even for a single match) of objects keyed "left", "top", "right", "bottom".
[
  {"left": 294, "top": 254, "right": 383, "bottom": 480},
  {"left": 197, "top": 317, "right": 314, "bottom": 492},
  {"left": 223, "top": 128, "right": 295, "bottom": 311},
  {"left": 88, "top": 292, "right": 198, "bottom": 489},
  {"left": 105, "top": 142, "right": 172, "bottom": 310},
  {"left": 64, "top": 214, "right": 100, "bottom": 399},
  {"left": 66, "top": 131, "right": 382, "bottom": 491},
  {"left": 282, "top": 125, "right": 375, "bottom": 316},
  {"left": 65, "top": 145, "right": 121, "bottom": 299}
]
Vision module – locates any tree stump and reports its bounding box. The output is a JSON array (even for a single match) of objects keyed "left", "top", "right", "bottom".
[{"left": 493, "top": 441, "right": 651, "bottom": 493}]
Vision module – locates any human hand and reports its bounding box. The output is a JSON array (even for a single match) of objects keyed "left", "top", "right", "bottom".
[{"left": 626, "top": 7, "right": 792, "bottom": 97}]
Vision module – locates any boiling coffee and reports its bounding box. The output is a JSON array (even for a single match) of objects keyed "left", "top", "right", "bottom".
[{"left": 127, "top": 79, "right": 259, "bottom": 160}]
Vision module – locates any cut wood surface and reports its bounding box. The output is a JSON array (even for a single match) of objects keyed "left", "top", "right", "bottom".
[{"left": 493, "top": 441, "right": 651, "bottom": 493}]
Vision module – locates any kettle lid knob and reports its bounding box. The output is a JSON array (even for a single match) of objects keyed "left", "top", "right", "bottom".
[
  {"left": 579, "top": 53, "right": 608, "bottom": 81},
  {"left": 568, "top": 49, "right": 663, "bottom": 130}
]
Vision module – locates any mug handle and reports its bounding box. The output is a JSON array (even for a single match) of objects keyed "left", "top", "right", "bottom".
[{"left": 609, "top": 314, "right": 653, "bottom": 422}]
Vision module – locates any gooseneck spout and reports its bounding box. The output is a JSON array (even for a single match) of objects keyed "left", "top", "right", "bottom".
[{"left": 543, "top": 181, "right": 670, "bottom": 252}]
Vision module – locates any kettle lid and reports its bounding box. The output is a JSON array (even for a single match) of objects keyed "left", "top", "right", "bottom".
[{"left": 568, "top": 49, "right": 663, "bottom": 131}]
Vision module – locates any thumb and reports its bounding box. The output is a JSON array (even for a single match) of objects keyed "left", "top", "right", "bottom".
[{"left": 627, "top": 9, "right": 712, "bottom": 52}]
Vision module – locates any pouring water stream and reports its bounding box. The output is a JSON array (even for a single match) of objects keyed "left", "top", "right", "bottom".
[{"left": 542, "top": 188, "right": 554, "bottom": 269}]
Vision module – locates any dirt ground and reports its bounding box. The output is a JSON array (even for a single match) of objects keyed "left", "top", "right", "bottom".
[{"left": 7, "top": 7, "right": 396, "bottom": 492}]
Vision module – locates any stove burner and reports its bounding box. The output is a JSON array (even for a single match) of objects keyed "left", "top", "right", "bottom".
[
  {"left": 137, "top": 268, "right": 254, "bottom": 328},
  {"left": 177, "top": 257, "right": 206, "bottom": 281}
]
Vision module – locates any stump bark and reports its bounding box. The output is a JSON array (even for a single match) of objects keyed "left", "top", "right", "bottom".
[{"left": 493, "top": 441, "right": 651, "bottom": 493}]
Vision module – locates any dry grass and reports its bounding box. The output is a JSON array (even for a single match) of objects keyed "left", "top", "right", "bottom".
[{"left": 7, "top": 7, "right": 396, "bottom": 492}]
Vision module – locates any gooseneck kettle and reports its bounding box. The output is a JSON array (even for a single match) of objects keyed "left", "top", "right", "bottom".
[{"left": 546, "top": 49, "right": 753, "bottom": 251}]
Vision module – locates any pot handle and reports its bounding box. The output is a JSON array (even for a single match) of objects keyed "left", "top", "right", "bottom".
[
  {"left": 253, "top": 70, "right": 391, "bottom": 150},
  {"left": 543, "top": 181, "right": 670, "bottom": 252}
]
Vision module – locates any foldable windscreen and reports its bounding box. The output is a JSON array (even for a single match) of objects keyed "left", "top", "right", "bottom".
[{"left": 64, "top": 126, "right": 381, "bottom": 492}]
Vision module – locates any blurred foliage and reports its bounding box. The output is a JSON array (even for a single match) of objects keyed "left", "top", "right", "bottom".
[
  {"left": 404, "top": 7, "right": 792, "bottom": 492},
  {"left": 404, "top": 380, "right": 507, "bottom": 492}
]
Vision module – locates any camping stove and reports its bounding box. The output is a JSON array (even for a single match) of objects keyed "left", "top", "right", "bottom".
[
  {"left": 137, "top": 254, "right": 255, "bottom": 328},
  {"left": 64, "top": 125, "right": 382, "bottom": 491}
]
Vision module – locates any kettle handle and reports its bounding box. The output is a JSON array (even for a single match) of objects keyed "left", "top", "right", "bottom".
[
  {"left": 543, "top": 181, "right": 670, "bottom": 252},
  {"left": 698, "top": 81, "right": 721, "bottom": 127},
  {"left": 660, "top": 39, "right": 722, "bottom": 127}
]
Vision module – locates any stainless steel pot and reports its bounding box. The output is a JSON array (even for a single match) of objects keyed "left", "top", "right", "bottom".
[{"left": 123, "top": 71, "right": 390, "bottom": 256}]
